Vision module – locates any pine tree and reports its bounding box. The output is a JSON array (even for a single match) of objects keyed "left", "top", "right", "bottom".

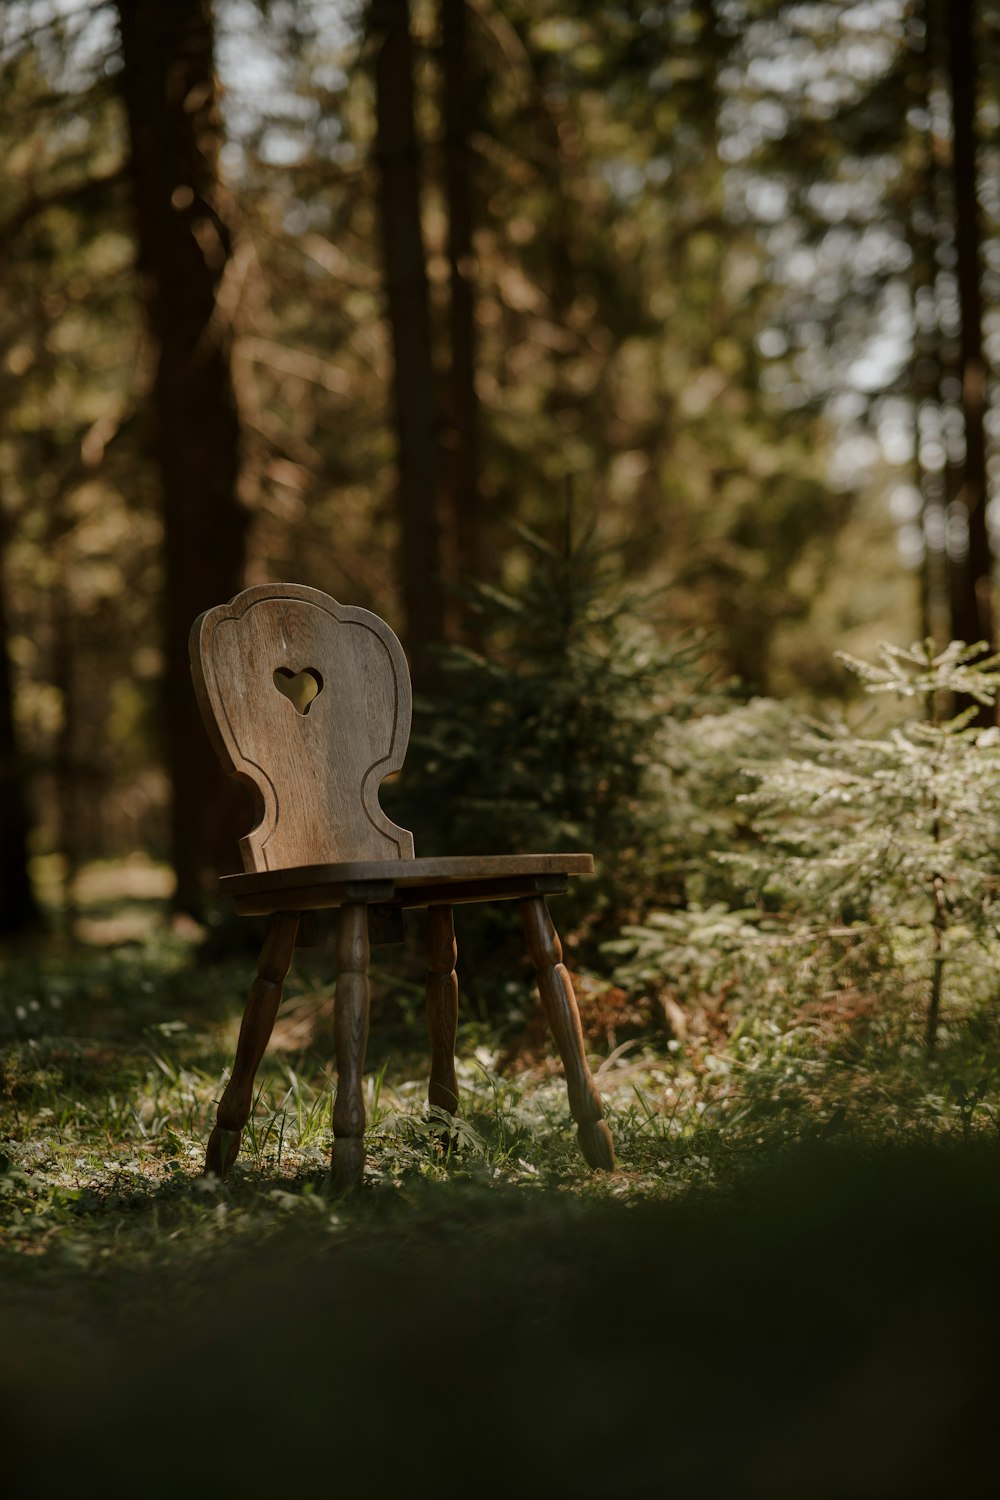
[
  {"left": 736, "top": 640, "right": 1000, "bottom": 1048},
  {"left": 390, "top": 512, "right": 717, "bottom": 939},
  {"left": 115, "top": 0, "right": 250, "bottom": 913}
]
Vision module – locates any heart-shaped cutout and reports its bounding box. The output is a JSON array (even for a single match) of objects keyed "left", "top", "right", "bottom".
[{"left": 273, "top": 666, "right": 323, "bottom": 715}]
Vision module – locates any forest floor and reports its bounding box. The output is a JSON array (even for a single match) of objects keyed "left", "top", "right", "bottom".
[{"left": 3, "top": 858, "right": 1000, "bottom": 1496}]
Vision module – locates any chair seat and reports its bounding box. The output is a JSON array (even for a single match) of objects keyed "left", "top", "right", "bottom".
[{"left": 221, "top": 853, "right": 595, "bottom": 914}]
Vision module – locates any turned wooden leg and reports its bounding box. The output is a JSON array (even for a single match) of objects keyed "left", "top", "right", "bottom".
[
  {"left": 426, "top": 905, "right": 460, "bottom": 1118},
  {"left": 332, "top": 903, "right": 371, "bottom": 1191},
  {"left": 205, "top": 911, "right": 300, "bottom": 1180},
  {"left": 520, "top": 896, "right": 615, "bottom": 1171}
]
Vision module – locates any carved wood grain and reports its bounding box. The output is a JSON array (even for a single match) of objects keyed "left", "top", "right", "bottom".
[
  {"left": 332, "top": 902, "right": 371, "bottom": 1191},
  {"left": 425, "top": 905, "right": 459, "bottom": 1116},
  {"left": 205, "top": 910, "right": 299, "bottom": 1179},
  {"left": 397, "top": 873, "right": 568, "bottom": 910},
  {"left": 233, "top": 880, "right": 395, "bottom": 916},
  {"left": 231, "top": 871, "right": 573, "bottom": 916},
  {"left": 190, "top": 584, "right": 414, "bottom": 872},
  {"left": 222, "top": 852, "right": 593, "bottom": 896},
  {"left": 520, "top": 896, "right": 615, "bottom": 1171}
]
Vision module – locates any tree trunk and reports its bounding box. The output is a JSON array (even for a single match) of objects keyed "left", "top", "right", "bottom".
[
  {"left": 0, "top": 512, "right": 42, "bottom": 937},
  {"left": 47, "top": 472, "right": 82, "bottom": 933},
  {"left": 114, "top": 0, "right": 249, "bottom": 913},
  {"left": 371, "top": 0, "right": 444, "bottom": 691},
  {"left": 440, "top": 0, "right": 482, "bottom": 610},
  {"left": 909, "top": 1, "right": 949, "bottom": 649},
  {"left": 945, "top": 0, "right": 991, "bottom": 677}
]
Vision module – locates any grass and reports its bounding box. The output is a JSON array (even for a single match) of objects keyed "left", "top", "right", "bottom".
[{"left": 3, "top": 858, "right": 1000, "bottom": 1494}]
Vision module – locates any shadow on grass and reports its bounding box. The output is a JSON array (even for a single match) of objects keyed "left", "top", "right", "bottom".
[{"left": 3, "top": 1138, "right": 999, "bottom": 1498}]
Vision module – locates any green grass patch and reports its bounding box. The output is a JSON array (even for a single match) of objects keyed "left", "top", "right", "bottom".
[{"left": 3, "top": 877, "right": 1000, "bottom": 1492}]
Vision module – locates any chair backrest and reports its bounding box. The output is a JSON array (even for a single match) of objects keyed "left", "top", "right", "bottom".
[{"left": 190, "top": 584, "right": 415, "bottom": 873}]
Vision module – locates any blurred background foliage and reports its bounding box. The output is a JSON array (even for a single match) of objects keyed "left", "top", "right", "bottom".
[{"left": 0, "top": 0, "right": 998, "bottom": 950}]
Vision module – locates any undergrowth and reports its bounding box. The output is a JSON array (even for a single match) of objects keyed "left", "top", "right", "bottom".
[
  {"left": 5, "top": 844, "right": 1000, "bottom": 1492},
  {"left": 4, "top": 902, "right": 1000, "bottom": 1286}
]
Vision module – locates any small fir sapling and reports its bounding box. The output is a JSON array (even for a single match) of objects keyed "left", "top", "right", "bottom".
[
  {"left": 390, "top": 518, "right": 718, "bottom": 936},
  {"left": 732, "top": 640, "right": 1000, "bottom": 1048}
]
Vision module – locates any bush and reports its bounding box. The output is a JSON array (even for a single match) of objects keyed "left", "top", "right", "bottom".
[{"left": 389, "top": 520, "right": 725, "bottom": 952}]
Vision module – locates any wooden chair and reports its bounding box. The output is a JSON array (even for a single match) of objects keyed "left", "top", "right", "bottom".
[{"left": 189, "top": 583, "right": 615, "bottom": 1188}]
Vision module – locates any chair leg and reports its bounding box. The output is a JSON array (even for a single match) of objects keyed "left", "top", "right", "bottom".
[
  {"left": 426, "top": 905, "right": 459, "bottom": 1118},
  {"left": 332, "top": 902, "right": 371, "bottom": 1191},
  {"left": 520, "top": 896, "right": 615, "bottom": 1171},
  {"left": 205, "top": 911, "right": 300, "bottom": 1180}
]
